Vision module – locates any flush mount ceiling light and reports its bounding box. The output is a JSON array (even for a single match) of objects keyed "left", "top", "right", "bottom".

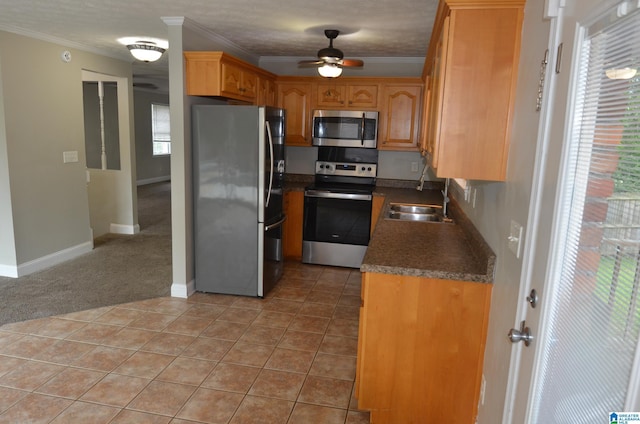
[
  {"left": 605, "top": 67, "right": 638, "bottom": 80},
  {"left": 318, "top": 63, "right": 343, "bottom": 78},
  {"left": 127, "top": 41, "right": 165, "bottom": 62}
]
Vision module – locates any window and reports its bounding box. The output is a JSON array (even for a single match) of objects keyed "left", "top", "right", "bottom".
[{"left": 152, "top": 103, "right": 171, "bottom": 156}]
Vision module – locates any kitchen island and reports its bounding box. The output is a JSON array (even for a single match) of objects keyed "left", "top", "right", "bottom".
[{"left": 357, "top": 184, "right": 495, "bottom": 424}]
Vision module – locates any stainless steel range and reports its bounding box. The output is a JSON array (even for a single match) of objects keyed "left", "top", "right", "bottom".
[{"left": 302, "top": 146, "right": 378, "bottom": 268}]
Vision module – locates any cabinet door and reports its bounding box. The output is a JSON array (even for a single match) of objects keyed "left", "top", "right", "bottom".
[
  {"left": 378, "top": 84, "right": 422, "bottom": 151},
  {"left": 316, "top": 84, "right": 346, "bottom": 108},
  {"left": 426, "top": 16, "right": 450, "bottom": 169},
  {"left": 283, "top": 190, "right": 304, "bottom": 259},
  {"left": 257, "top": 76, "right": 276, "bottom": 106},
  {"left": 242, "top": 71, "right": 257, "bottom": 100},
  {"left": 348, "top": 84, "right": 378, "bottom": 109},
  {"left": 221, "top": 62, "right": 243, "bottom": 97},
  {"left": 277, "top": 82, "right": 312, "bottom": 146}
]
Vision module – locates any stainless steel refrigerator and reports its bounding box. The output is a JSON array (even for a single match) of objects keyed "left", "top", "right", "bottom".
[{"left": 192, "top": 105, "right": 286, "bottom": 297}]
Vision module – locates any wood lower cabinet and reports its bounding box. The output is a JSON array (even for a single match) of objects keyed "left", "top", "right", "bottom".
[
  {"left": 283, "top": 190, "right": 304, "bottom": 260},
  {"left": 378, "top": 83, "right": 423, "bottom": 151},
  {"left": 356, "top": 272, "right": 492, "bottom": 424},
  {"left": 277, "top": 80, "right": 313, "bottom": 146}
]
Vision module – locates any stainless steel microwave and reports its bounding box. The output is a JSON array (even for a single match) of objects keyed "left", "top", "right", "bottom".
[{"left": 312, "top": 110, "right": 378, "bottom": 148}]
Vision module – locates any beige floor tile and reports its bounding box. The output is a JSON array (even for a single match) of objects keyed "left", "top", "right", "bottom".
[
  {"left": 0, "top": 386, "right": 28, "bottom": 413},
  {"left": 230, "top": 395, "right": 294, "bottom": 424},
  {"left": 221, "top": 342, "right": 274, "bottom": 367},
  {"left": 318, "top": 267, "right": 353, "bottom": 283},
  {"left": 313, "top": 281, "right": 347, "bottom": 292},
  {"left": 71, "top": 345, "right": 134, "bottom": 372},
  {"left": 284, "top": 266, "right": 323, "bottom": 281},
  {"left": 65, "top": 322, "right": 121, "bottom": 344},
  {"left": 127, "top": 312, "right": 177, "bottom": 331},
  {"left": 309, "top": 353, "right": 357, "bottom": 381},
  {"left": 188, "top": 292, "right": 237, "bottom": 306},
  {"left": 287, "top": 403, "right": 347, "bottom": 424},
  {"left": 248, "top": 369, "right": 305, "bottom": 401},
  {"left": 0, "top": 360, "right": 65, "bottom": 391},
  {"left": 57, "top": 306, "right": 113, "bottom": 322},
  {"left": 139, "top": 298, "right": 192, "bottom": 316},
  {"left": 0, "top": 318, "right": 56, "bottom": 335},
  {"left": 305, "top": 290, "right": 341, "bottom": 306},
  {"left": 200, "top": 321, "right": 249, "bottom": 341},
  {"left": 35, "top": 367, "right": 105, "bottom": 399},
  {"left": 264, "top": 348, "right": 316, "bottom": 374},
  {"left": 277, "top": 278, "right": 316, "bottom": 291},
  {"left": 102, "top": 327, "right": 158, "bottom": 350},
  {"left": 181, "top": 303, "right": 228, "bottom": 319},
  {"left": 0, "top": 355, "right": 26, "bottom": 378},
  {"left": 342, "top": 285, "right": 361, "bottom": 297},
  {"left": 140, "top": 332, "right": 196, "bottom": 355},
  {"left": 110, "top": 409, "right": 172, "bottom": 423},
  {"left": 326, "top": 318, "right": 359, "bottom": 338},
  {"left": 318, "top": 335, "right": 358, "bottom": 357},
  {"left": 113, "top": 351, "right": 175, "bottom": 379},
  {"left": 338, "top": 295, "right": 361, "bottom": 308},
  {"left": 298, "top": 375, "right": 353, "bottom": 409},
  {"left": 251, "top": 310, "right": 296, "bottom": 329},
  {"left": 238, "top": 325, "right": 285, "bottom": 346},
  {"left": 127, "top": 380, "right": 196, "bottom": 416},
  {"left": 261, "top": 299, "right": 304, "bottom": 314},
  {"left": 50, "top": 400, "right": 120, "bottom": 423},
  {"left": 0, "top": 332, "right": 24, "bottom": 348},
  {"left": 163, "top": 315, "right": 213, "bottom": 336},
  {"left": 278, "top": 330, "right": 324, "bottom": 352},
  {"left": 80, "top": 373, "right": 149, "bottom": 407},
  {"left": 94, "top": 307, "right": 145, "bottom": 326},
  {"left": 298, "top": 302, "right": 336, "bottom": 318},
  {"left": 0, "top": 334, "right": 59, "bottom": 359},
  {"left": 288, "top": 315, "right": 330, "bottom": 334},
  {"left": 333, "top": 305, "right": 360, "bottom": 321},
  {"left": 0, "top": 393, "right": 73, "bottom": 424},
  {"left": 272, "top": 288, "right": 310, "bottom": 302},
  {"left": 24, "top": 317, "right": 87, "bottom": 339},
  {"left": 181, "top": 337, "right": 234, "bottom": 361},
  {"left": 231, "top": 297, "right": 267, "bottom": 310},
  {"left": 201, "top": 362, "right": 260, "bottom": 393},
  {"left": 156, "top": 357, "right": 217, "bottom": 386},
  {"left": 32, "top": 339, "right": 95, "bottom": 365},
  {"left": 346, "top": 410, "right": 371, "bottom": 423},
  {"left": 176, "top": 388, "right": 243, "bottom": 423},
  {"left": 217, "top": 307, "right": 261, "bottom": 324}
]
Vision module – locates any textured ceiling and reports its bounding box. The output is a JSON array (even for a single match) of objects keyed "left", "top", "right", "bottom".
[{"left": 0, "top": 0, "right": 438, "bottom": 87}]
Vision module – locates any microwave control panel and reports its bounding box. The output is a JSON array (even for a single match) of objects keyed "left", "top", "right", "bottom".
[{"left": 315, "top": 161, "right": 377, "bottom": 178}]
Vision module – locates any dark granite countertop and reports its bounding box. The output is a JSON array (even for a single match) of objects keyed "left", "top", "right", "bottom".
[
  {"left": 362, "top": 186, "right": 496, "bottom": 283},
  {"left": 284, "top": 175, "right": 495, "bottom": 283}
]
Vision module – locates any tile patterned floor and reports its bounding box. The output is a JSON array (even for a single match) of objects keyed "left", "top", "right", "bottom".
[{"left": 0, "top": 262, "right": 370, "bottom": 424}]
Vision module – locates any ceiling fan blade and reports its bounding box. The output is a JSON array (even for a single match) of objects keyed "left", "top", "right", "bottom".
[
  {"left": 298, "top": 60, "right": 325, "bottom": 67},
  {"left": 340, "top": 59, "right": 364, "bottom": 67}
]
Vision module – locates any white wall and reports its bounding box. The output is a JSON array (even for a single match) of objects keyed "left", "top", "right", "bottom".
[
  {"left": 0, "top": 54, "right": 17, "bottom": 274},
  {"left": 133, "top": 89, "right": 171, "bottom": 185},
  {"left": 0, "top": 30, "right": 135, "bottom": 276}
]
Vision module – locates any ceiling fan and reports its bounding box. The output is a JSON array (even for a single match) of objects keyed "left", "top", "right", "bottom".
[{"left": 298, "top": 29, "right": 364, "bottom": 78}]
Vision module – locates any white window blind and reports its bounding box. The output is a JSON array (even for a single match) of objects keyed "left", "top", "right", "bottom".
[
  {"left": 531, "top": 5, "right": 640, "bottom": 423},
  {"left": 152, "top": 103, "right": 171, "bottom": 156}
]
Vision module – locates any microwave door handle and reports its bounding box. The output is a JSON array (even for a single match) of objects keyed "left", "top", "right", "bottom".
[
  {"left": 360, "top": 113, "right": 365, "bottom": 145},
  {"left": 265, "top": 121, "right": 274, "bottom": 208}
]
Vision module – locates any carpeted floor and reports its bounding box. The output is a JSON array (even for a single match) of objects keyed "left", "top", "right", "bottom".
[{"left": 0, "top": 181, "right": 172, "bottom": 325}]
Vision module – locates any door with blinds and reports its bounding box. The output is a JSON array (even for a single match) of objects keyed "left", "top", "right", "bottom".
[
  {"left": 505, "top": 0, "right": 640, "bottom": 424},
  {"left": 510, "top": 0, "right": 640, "bottom": 422}
]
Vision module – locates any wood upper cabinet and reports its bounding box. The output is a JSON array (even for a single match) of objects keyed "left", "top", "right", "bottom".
[
  {"left": 277, "top": 80, "right": 313, "bottom": 146},
  {"left": 423, "top": 0, "right": 524, "bottom": 181},
  {"left": 356, "top": 272, "right": 492, "bottom": 424},
  {"left": 184, "top": 51, "right": 275, "bottom": 104},
  {"left": 257, "top": 75, "right": 276, "bottom": 107},
  {"left": 316, "top": 83, "right": 378, "bottom": 109},
  {"left": 378, "top": 82, "right": 423, "bottom": 151},
  {"left": 283, "top": 190, "right": 304, "bottom": 260}
]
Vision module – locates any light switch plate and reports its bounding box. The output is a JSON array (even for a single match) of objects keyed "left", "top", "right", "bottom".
[
  {"left": 508, "top": 220, "right": 524, "bottom": 258},
  {"left": 63, "top": 151, "right": 78, "bottom": 163}
]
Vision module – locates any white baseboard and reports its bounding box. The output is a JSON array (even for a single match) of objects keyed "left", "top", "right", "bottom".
[
  {"left": 110, "top": 223, "right": 140, "bottom": 235},
  {"left": 137, "top": 176, "right": 171, "bottom": 186},
  {"left": 171, "top": 279, "right": 195, "bottom": 298},
  {"left": 4, "top": 241, "right": 94, "bottom": 278}
]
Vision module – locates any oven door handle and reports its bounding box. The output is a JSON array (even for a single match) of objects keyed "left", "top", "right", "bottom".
[
  {"left": 305, "top": 190, "right": 372, "bottom": 201},
  {"left": 360, "top": 112, "right": 365, "bottom": 146}
]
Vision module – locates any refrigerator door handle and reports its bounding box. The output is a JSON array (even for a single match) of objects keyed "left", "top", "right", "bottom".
[
  {"left": 265, "top": 215, "right": 286, "bottom": 231},
  {"left": 265, "top": 121, "right": 275, "bottom": 208}
]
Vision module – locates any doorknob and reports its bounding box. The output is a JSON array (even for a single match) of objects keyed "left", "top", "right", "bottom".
[{"left": 508, "top": 320, "right": 534, "bottom": 346}]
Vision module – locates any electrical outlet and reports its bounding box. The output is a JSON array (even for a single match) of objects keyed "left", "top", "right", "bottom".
[
  {"left": 411, "top": 162, "right": 419, "bottom": 172},
  {"left": 508, "top": 220, "right": 524, "bottom": 258},
  {"left": 63, "top": 150, "right": 78, "bottom": 163}
]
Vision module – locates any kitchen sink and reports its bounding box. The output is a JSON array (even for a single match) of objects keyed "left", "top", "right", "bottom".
[{"left": 386, "top": 203, "right": 453, "bottom": 223}]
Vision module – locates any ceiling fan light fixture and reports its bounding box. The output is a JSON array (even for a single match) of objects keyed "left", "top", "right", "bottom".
[
  {"left": 127, "top": 41, "right": 165, "bottom": 62},
  {"left": 318, "top": 63, "right": 342, "bottom": 78}
]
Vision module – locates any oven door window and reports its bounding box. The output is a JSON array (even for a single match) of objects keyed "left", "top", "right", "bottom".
[{"left": 304, "top": 195, "right": 372, "bottom": 246}]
